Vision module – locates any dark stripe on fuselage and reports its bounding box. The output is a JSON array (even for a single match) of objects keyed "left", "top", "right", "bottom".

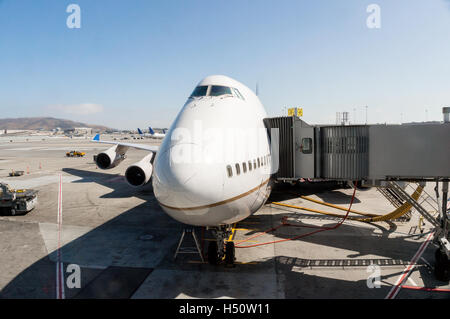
[{"left": 157, "top": 178, "right": 271, "bottom": 211}]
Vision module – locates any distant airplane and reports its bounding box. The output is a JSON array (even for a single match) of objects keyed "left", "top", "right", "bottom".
[
  {"left": 137, "top": 127, "right": 166, "bottom": 139},
  {"left": 136, "top": 128, "right": 149, "bottom": 138},
  {"left": 148, "top": 126, "right": 166, "bottom": 139},
  {"left": 91, "top": 75, "right": 272, "bottom": 265}
]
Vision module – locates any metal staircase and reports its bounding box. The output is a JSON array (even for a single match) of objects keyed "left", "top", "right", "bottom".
[
  {"left": 377, "top": 182, "right": 439, "bottom": 224},
  {"left": 376, "top": 183, "right": 411, "bottom": 221},
  {"left": 387, "top": 181, "right": 439, "bottom": 227},
  {"left": 406, "top": 182, "right": 439, "bottom": 213},
  {"left": 376, "top": 187, "right": 404, "bottom": 208}
]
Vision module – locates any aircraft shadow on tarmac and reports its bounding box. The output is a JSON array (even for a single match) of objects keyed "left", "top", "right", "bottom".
[
  {"left": 0, "top": 171, "right": 445, "bottom": 299},
  {"left": 62, "top": 167, "right": 154, "bottom": 199}
]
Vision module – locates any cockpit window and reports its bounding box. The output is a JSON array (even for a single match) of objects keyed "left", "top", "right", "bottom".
[
  {"left": 210, "top": 85, "right": 232, "bottom": 96},
  {"left": 233, "top": 88, "right": 245, "bottom": 101},
  {"left": 190, "top": 85, "right": 245, "bottom": 100},
  {"left": 190, "top": 86, "right": 208, "bottom": 97}
]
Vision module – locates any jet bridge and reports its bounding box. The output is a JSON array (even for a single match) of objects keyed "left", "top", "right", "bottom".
[
  {"left": 264, "top": 107, "right": 450, "bottom": 281},
  {"left": 264, "top": 116, "right": 449, "bottom": 182}
]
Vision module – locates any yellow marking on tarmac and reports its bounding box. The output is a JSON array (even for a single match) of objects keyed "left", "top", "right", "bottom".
[{"left": 271, "top": 184, "right": 423, "bottom": 223}]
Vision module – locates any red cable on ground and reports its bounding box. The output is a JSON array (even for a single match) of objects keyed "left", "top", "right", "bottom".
[
  {"left": 235, "top": 185, "right": 358, "bottom": 248},
  {"left": 401, "top": 285, "right": 450, "bottom": 293}
]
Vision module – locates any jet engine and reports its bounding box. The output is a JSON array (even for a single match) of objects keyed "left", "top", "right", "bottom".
[
  {"left": 125, "top": 153, "right": 154, "bottom": 187},
  {"left": 95, "top": 145, "right": 128, "bottom": 169}
]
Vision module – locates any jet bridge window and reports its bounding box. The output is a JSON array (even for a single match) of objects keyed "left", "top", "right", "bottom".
[
  {"left": 190, "top": 85, "right": 208, "bottom": 97},
  {"left": 210, "top": 85, "right": 232, "bottom": 96},
  {"left": 301, "top": 138, "right": 313, "bottom": 154}
]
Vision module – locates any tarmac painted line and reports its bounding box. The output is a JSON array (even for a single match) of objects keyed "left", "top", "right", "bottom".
[
  {"left": 0, "top": 175, "right": 82, "bottom": 189},
  {"left": 407, "top": 277, "right": 418, "bottom": 287},
  {"left": 385, "top": 231, "right": 434, "bottom": 299},
  {"left": 56, "top": 173, "right": 65, "bottom": 300}
]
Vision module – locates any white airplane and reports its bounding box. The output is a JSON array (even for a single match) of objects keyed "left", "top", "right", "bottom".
[
  {"left": 148, "top": 126, "right": 166, "bottom": 138},
  {"left": 92, "top": 75, "right": 274, "bottom": 264},
  {"left": 137, "top": 127, "right": 166, "bottom": 139}
]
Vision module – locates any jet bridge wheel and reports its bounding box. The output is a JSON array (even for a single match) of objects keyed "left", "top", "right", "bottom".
[{"left": 434, "top": 248, "right": 450, "bottom": 282}]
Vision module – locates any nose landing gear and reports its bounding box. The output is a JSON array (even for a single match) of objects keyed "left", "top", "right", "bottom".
[{"left": 207, "top": 225, "right": 235, "bottom": 267}]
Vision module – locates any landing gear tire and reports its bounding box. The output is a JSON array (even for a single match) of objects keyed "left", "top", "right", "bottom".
[
  {"left": 207, "top": 241, "right": 219, "bottom": 265},
  {"left": 434, "top": 248, "right": 450, "bottom": 282},
  {"left": 225, "top": 241, "right": 235, "bottom": 268},
  {"left": 207, "top": 226, "right": 233, "bottom": 266}
]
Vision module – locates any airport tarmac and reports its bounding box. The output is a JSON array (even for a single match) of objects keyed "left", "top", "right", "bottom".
[{"left": 0, "top": 137, "right": 448, "bottom": 299}]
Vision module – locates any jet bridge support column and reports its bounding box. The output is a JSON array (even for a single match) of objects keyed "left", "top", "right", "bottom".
[
  {"left": 433, "top": 180, "right": 450, "bottom": 281},
  {"left": 430, "top": 107, "right": 450, "bottom": 281}
]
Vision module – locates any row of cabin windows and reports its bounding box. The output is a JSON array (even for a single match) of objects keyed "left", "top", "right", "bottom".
[{"left": 226, "top": 154, "right": 271, "bottom": 178}]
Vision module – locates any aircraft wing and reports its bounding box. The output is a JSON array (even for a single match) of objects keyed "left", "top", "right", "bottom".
[{"left": 91, "top": 134, "right": 159, "bottom": 153}]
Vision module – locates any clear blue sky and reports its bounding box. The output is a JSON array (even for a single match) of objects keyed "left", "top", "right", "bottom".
[{"left": 1, "top": 0, "right": 450, "bottom": 129}]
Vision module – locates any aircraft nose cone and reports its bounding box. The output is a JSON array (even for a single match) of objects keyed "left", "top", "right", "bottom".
[{"left": 152, "top": 142, "right": 224, "bottom": 213}]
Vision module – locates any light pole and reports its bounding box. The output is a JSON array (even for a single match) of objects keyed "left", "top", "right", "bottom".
[{"left": 363, "top": 105, "right": 368, "bottom": 125}]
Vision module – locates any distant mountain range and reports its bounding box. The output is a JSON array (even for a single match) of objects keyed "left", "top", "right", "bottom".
[{"left": 0, "top": 117, "right": 112, "bottom": 131}]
